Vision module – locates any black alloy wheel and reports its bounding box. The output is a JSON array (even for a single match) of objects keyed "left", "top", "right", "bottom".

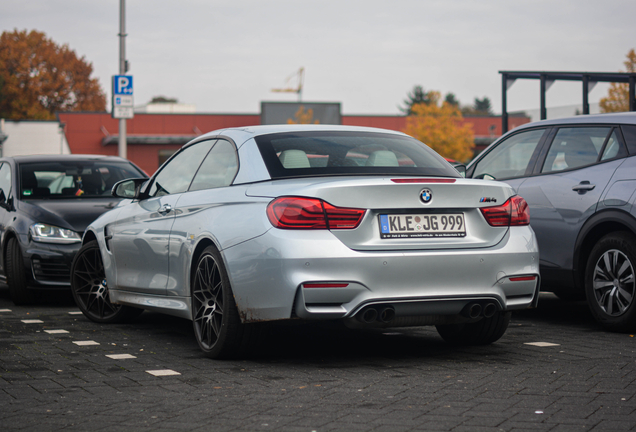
[
  {"left": 5, "top": 237, "right": 37, "bottom": 305},
  {"left": 192, "top": 246, "right": 251, "bottom": 359},
  {"left": 71, "top": 240, "right": 142, "bottom": 323},
  {"left": 585, "top": 232, "right": 636, "bottom": 332}
]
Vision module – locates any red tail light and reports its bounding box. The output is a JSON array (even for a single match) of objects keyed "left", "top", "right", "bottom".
[
  {"left": 267, "top": 197, "right": 366, "bottom": 230},
  {"left": 480, "top": 196, "right": 530, "bottom": 227},
  {"left": 391, "top": 178, "right": 456, "bottom": 184}
]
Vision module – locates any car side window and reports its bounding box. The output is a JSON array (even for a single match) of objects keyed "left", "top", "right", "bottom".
[
  {"left": 620, "top": 125, "right": 636, "bottom": 155},
  {"left": 471, "top": 129, "right": 545, "bottom": 180},
  {"left": 600, "top": 129, "right": 627, "bottom": 161},
  {"left": 148, "top": 140, "right": 214, "bottom": 197},
  {"left": 189, "top": 140, "right": 238, "bottom": 192},
  {"left": 0, "top": 163, "right": 11, "bottom": 200},
  {"left": 541, "top": 127, "right": 610, "bottom": 173}
]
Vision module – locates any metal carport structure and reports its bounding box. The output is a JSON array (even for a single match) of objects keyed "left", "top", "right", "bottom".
[{"left": 500, "top": 71, "right": 636, "bottom": 133}]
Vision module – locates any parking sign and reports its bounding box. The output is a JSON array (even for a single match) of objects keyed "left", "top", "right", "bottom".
[
  {"left": 113, "top": 75, "right": 133, "bottom": 95},
  {"left": 112, "top": 75, "right": 134, "bottom": 119}
]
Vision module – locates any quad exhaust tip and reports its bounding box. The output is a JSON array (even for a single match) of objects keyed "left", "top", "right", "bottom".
[
  {"left": 483, "top": 302, "right": 497, "bottom": 318},
  {"left": 462, "top": 301, "right": 499, "bottom": 319},
  {"left": 357, "top": 305, "right": 396, "bottom": 324},
  {"left": 467, "top": 303, "right": 482, "bottom": 319},
  {"left": 360, "top": 307, "right": 378, "bottom": 323},
  {"left": 357, "top": 301, "right": 499, "bottom": 324}
]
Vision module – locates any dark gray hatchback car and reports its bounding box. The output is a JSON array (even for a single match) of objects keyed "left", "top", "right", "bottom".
[
  {"left": 0, "top": 155, "right": 146, "bottom": 305},
  {"left": 466, "top": 112, "right": 636, "bottom": 332}
]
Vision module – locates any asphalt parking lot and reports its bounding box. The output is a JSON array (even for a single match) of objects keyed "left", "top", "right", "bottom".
[{"left": 1, "top": 286, "right": 636, "bottom": 432}]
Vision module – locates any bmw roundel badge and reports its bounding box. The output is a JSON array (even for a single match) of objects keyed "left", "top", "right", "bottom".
[{"left": 420, "top": 188, "right": 433, "bottom": 204}]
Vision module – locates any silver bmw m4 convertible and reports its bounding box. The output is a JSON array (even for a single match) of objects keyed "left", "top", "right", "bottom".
[{"left": 71, "top": 125, "right": 540, "bottom": 358}]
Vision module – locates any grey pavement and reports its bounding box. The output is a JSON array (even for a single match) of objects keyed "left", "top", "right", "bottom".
[{"left": 1, "top": 285, "right": 636, "bottom": 432}]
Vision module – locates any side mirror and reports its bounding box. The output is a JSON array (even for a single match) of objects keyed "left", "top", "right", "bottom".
[{"left": 112, "top": 178, "right": 147, "bottom": 199}]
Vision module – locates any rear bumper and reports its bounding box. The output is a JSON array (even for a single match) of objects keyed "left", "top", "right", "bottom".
[{"left": 223, "top": 225, "right": 540, "bottom": 323}]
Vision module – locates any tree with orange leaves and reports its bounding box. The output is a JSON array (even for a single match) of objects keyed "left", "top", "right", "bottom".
[
  {"left": 600, "top": 49, "right": 636, "bottom": 113},
  {"left": 287, "top": 105, "right": 319, "bottom": 124},
  {"left": 0, "top": 29, "right": 106, "bottom": 120},
  {"left": 403, "top": 91, "right": 474, "bottom": 162}
]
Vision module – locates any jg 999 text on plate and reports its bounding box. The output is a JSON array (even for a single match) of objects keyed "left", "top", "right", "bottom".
[{"left": 379, "top": 213, "right": 466, "bottom": 239}]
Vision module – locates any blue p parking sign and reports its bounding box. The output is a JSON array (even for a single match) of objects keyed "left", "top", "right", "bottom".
[
  {"left": 113, "top": 75, "right": 133, "bottom": 95},
  {"left": 112, "top": 75, "right": 134, "bottom": 119}
]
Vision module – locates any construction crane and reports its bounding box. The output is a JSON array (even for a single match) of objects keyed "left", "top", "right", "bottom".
[{"left": 271, "top": 67, "right": 304, "bottom": 102}]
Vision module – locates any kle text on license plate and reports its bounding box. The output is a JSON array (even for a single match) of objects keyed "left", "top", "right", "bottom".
[{"left": 379, "top": 214, "right": 466, "bottom": 239}]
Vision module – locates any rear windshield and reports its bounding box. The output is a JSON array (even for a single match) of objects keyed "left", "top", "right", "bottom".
[
  {"left": 20, "top": 161, "right": 145, "bottom": 199},
  {"left": 255, "top": 131, "right": 459, "bottom": 179}
]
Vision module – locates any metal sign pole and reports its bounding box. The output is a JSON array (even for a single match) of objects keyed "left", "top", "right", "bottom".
[{"left": 118, "top": 0, "right": 127, "bottom": 159}]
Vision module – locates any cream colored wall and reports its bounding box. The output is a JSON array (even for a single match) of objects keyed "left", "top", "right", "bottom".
[{"left": 0, "top": 120, "right": 71, "bottom": 156}]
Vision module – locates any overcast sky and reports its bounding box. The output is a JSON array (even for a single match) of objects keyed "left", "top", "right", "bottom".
[{"left": 2, "top": 1, "right": 635, "bottom": 116}]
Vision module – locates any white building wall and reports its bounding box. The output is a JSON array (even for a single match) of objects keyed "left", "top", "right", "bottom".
[
  {"left": 135, "top": 102, "right": 196, "bottom": 113},
  {"left": 0, "top": 120, "right": 71, "bottom": 156}
]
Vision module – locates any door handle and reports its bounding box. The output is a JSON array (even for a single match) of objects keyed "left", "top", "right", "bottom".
[
  {"left": 158, "top": 204, "right": 172, "bottom": 215},
  {"left": 572, "top": 181, "right": 595, "bottom": 193}
]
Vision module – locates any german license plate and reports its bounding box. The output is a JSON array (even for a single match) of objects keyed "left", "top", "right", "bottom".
[{"left": 379, "top": 214, "right": 466, "bottom": 238}]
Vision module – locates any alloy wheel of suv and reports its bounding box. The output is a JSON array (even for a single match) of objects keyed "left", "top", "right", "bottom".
[{"left": 585, "top": 232, "right": 636, "bottom": 332}]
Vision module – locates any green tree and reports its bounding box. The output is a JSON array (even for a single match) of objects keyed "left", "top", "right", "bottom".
[
  {"left": 473, "top": 97, "right": 493, "bottom": 115},
  {"left": 462, "top": 96, "right": 493, "bottom": 116},
  {"left": 600, "top": 48, "right": 636, "bottom": 113},
  {"left": 0, "top": 29, "right": 106, "bottom": 120},
  {"left": 444, "top": 93, "right": 459, "bottom": 107},
  {"left": 403, "top": 91, "right": 475, "bottom": 162},
  {"left": 400, "top": 85, "right": 435, "bottom": 114}
]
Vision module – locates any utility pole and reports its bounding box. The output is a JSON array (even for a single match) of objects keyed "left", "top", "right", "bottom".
[{"left": 118, "top": 0, "right": 127, "bottom": 159}]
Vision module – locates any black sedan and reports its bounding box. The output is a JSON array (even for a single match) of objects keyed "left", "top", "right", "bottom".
[{"left": 0, "top": 155, "right": 146, "bottom": 304}]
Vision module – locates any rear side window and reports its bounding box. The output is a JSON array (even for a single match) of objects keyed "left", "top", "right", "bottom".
[
  {"left": 255, "top": 131, "right": 459, "bottom": 179},
  {"left": 600, "top": 129, "right": 627, "bottom": 161},
  {"left": 541, "top": 127, "right": 611, "bottom": 173},
  {"left": 620, "top": 125, "right": 636, "bottom": 155}
]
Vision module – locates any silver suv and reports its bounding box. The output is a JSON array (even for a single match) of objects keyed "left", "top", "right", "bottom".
[{"left": 467, "top": 112, "right": 636, "bottom": 332}]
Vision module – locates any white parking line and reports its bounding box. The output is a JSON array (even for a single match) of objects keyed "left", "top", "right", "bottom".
[
  {"left": 146, "top": 369, "right": 181, "bottom": 377},
  {"left": 68, "top": 311, "right": 83, "bottom": 315},
  {"left": 524, "top": 342, "right": 560, "bottom": 347},
  {"left": 0, "top": 309, "right": 11, "bottom": 312},
  {"left": 73, "top": 340, "right": 100, "bottom": 346},
  {"left": 44, "top": 330, "right": 69, "bottom": 334},
  {"left": 106, "top": 354, "right": 137, "bottom": 359},
  {"left": 21, "top": 319, "right": 44, "bottom": 324}
]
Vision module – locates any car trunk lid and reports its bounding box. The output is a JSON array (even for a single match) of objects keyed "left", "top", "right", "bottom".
[{"left": 246, "top": 177, "right": 516, "bottom": 251}]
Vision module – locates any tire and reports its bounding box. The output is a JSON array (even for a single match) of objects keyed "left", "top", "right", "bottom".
[
  {"left": 71, "top": 240, "right": 142, "bottom": 323},
  {"left": 192, "top": 246, "right": 255, "bottom": 359},
  {"left": 436, "top": 312, "right": 511, "bottom": 345},
  {"left": 585, "top": 232, "right": 636, "bottom": 332},
  {"left": 6, "top": 237, "right": 37, "bottom": 305}
]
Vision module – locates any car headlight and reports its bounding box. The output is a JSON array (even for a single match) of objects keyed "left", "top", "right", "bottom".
[{"left": 29, "top": 223, "right": 81, "bottom": 244}]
